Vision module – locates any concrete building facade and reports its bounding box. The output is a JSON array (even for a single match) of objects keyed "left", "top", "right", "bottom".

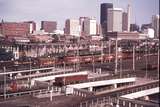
[
  {"left": 79, "top": 17, "right": 88, "bottom": 36},
  {"left": 100, "top": 3, "right": 113, "bottom": 35},
  {"left": 127, "top": 4, "right": 131, "bottom": 32},
  {"left": 65, "top": 19, "right": 80, "bottom": 36},
  {"left": 122, "top": 12, "right": 128, "bottom": 31},
  {"left": 0, "top": 21, "right": 36, "bottom": 37},
  {"left": 152, "top": 15, "right": 159, "bottom": 38},
  {"left": 107, "top": 8, "right": 123, "bottom": 32},
  {"left": 83, "top": 18, "right": 97, "bottom": 36}
]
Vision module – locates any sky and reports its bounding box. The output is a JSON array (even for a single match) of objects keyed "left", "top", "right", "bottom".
[{"left": 0, "top": 0, "right": 159, "bottom": 30}]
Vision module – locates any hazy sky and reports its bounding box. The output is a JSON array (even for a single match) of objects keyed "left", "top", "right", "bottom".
[{"left": 0, "top": 0, "right": 159, "bottom": 29}]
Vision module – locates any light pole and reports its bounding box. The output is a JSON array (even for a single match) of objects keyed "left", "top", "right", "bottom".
[
  {"left": 109, "top": 39, "right": 111, "bottom": 63},
  {"left": 101, "top": 41, "right": 103, "bottom": 64},
  {"left": 92, "top": 52, "right": 95, "bottom": 73},
  {"left": 158, "top": 43, "right": 159, "bottom": 79},
  {"left": 115, "top": 39, "right": 118, "bottom": 74},
  {"left": 63, "top": 61, "right": 66, "bottom": 71},
  {"left": 29, "top": 57, "right": 32, "bottom": 88},
  {"left": 77, "top": 37, "right": 80, "bottom": 72},
  {"left": 3, "top": 66, "right": 6, "bottom": 99},
  {"left": 132, "top": 45, "right": 135, "bottom": 71},
  {"left": 118, "top": 55, "right": 122, "bottom": 78},
  {"left": 145, "top": 39, "right": 148, "bottom": 78}
]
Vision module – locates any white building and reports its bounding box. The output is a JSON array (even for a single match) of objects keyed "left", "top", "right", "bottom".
[
  {"left": 127, "top": 4, "right": 131, "bottom": 32},
  {"left": 65, "top": 19, "right": 81, "bottom": 36},
  {"left": 143, "top": 28, "right": 155, "bottom": 38},
  {"left": 122, "top": 4, "right": 131, "bottom": 32},
  {"left": 83, "top": 18, "right": 97, "bottom": 36},
  {"left": 152, "top": 15, "right": 159, "bottom": 38},
  {"left": 107, "top": 8, "right": 123, "bottom": 32}
]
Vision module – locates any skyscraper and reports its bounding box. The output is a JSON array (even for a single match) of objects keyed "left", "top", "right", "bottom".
[
  {"left": 122, "top": 12, "right": 128, "bottom": 31},
  {"left": 100, "top": 3, "right": 113, "bottom": 35},
  {"left": 64, "top": 19, "right": 80, "bottom": 36},
  {"left": 152, "top": 15, "right": 159, "bottom": 38},
  {"left": 41, "top": 21, "right": 57, "bottom": 33},
  {"left": 83, "top": 17, "right": 97, "bottom": 36},
  {"left": 130, "top": 24, "right": 140, "bottom": 32},
  {"left": 79, "top": 17, "right": 88, "bottom": 36},
  {"left": 122, "top": 4, "right": 131, "bottom": 32},
  {"left": 107, "top": 8, "right": 123, "bottom": 32},
  {"left": 127, "top": 4, "right": 131, "bottom": 32}
]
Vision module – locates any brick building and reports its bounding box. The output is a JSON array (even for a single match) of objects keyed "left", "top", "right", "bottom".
[
  {"left": 0, "top": 21, "right": 36, "bottom": 37},
  {"left": 41, "top": 21, "right": 57, "bottom": 33}
]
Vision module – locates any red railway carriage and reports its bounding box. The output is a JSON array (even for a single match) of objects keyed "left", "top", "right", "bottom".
[
  {"left": 54, "top": 75, "right": 88, "bottom": 86},
  {"left": 10, "top": 81, "right": 17, "bottom": 92},
  {"left": 81, "top": 56, "right": 92, "bottom": 63},
  {"left": 35, "top": 57, "right": 55, "bottom": 67},
  {"left": 31, "top": 52, "right": 134, "bottom": 67},
  {"left": 64, "top": 56, "right": 79, "bottom": 64}
]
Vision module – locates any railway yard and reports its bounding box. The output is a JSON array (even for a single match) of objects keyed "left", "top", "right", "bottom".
[{"left": 0, "top": 39, "right": 159, "bottom": 107}]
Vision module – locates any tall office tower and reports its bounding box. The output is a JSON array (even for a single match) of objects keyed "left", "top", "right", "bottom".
[
  {"left": 83, "top": 17, "right": 97, "bottom": 36},
  {"left": 122, "top": 12, "right": 128, "bottom": 31},
  {"left": 79, "top": 17, "right": 88, "bottom": 36},
  {"left": 152, "top": 15, "right": 159, "bottom": 38},
  {"left": 41, "top": 21, "right": 57, "bottom": 33},
  {"left": 0, "top": 21, "right": 36, "bottom": 37},
  {"left": 141, "top": 24, "right": 152, "bottom": 31},
  {"left": 130, "top": 24, "right": 140, "bottom": 32},
  {"left": 100, "top": 3, "right": 113, "bottom": 35},
  {"left": 96, "top": 23, "right": 101, "bottom": 35},
  {"left": 107, "top": 8, "right": 123, "bottom": 32},
  {"left": 64, "top": 19, "right": 80, "bottom": 36},
  {"left": 127, "top": 4, "right": 131, "bottom": 32}
]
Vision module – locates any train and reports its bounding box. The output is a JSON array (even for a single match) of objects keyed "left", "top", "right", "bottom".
[
  {"left": 54, "top": 74, "right": 88, "bottom": 86},
  {"left": 0, "top": 53, "right": 133, "bottom": 68}
]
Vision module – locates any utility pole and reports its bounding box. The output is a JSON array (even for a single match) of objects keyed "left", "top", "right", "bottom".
[
  {"left": 3, "top": 66, "right": 6, "bottom": 99},
  {"left": 109, "top": 39, "right": 111, "bottom": 63},
  {"left": 29, "top": 58, "right": 32, "bottom": 88},
  {"left": 133, "top": 45, "right": 135, "bottom": 71},
  {"left": 145, "top": 39, "right": 148, "bottom": 78},
  {"left": 120, "top": 57, "right": 122, "bottom": 78},
  {"left": 101, "top": 41, "right": 103, "bottom": 64},
  {"left": 115, "top": 39, "right": 118, "bottom": 74},
  {"left": 158, "top": 43, "right": 159, "bottom": 79},
  {"left": 50, "top": 87, "right": 53, "bottom": 101},
  {"left": 76, "top": 37, "right": 80, "bottom": 72},
  {"left": 92, "top": 52, "right": 95, "bottom": 73}
]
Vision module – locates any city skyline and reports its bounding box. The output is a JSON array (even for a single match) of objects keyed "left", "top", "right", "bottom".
[{"left": 0, "top": 0, "right": 159, "bottom": 29}]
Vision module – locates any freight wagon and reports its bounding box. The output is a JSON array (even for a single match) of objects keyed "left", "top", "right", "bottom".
[{"left": 54, "top": 74, "right": 88, "bottom": 86}]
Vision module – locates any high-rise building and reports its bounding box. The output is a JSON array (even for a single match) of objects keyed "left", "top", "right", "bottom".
[
  {"left": 0, "top": 21, "right": 36, "bottom": 37},
  {"left": 122, "top": 12, "right": 128, "bottom": 31},
  {"left": 25, "top": 21, "right": 36, "bottom": 33},
  {"left": 122, "top": 4, "right": 131, "bottom": 32},
  {"left": 107, "top": 8, "right": 123, "bottom": 32},
  {"left": 152, "top": 15, "right": 159, "bottom": 38},
  {"left": 41, "top": 21, "right": 57, "bottom": 33},
  {"left": 96, "top": 23, "right": 101, "bottom": 35},
  {"left": 83, "top": 17, "right": 97, "bottom": 36},
  {"left": 100, "top": 3, "right": 113, "bottom": 35},
  {"left": 64, "top": 19, "right": 80, "bottom": 36},
  {"left": 141, "top": 23, "right": 152, "bottom": 31},
  {"left": 79, "top": 17, "right": 88, "bottom": 36},
  {"left": 130, "top": 24, "right": 140, "bottom": 32},
  {"left": 127, "top": 4, "right": 131, "bottom": 32}
]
